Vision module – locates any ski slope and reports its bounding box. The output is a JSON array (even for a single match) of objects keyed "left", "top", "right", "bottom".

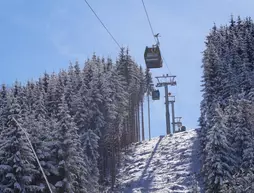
[{"left": 113, "top": 129, "right": 203, "bottom": 193}]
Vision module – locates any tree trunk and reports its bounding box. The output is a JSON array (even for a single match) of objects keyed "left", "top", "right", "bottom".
[
  {"left": 147, "top": 93, "right": 151, "bottom": 140},
  {"left": 141, "top": 99, "right": 145, "bottom": 141},
  {"left": 135, "top": 106, "right": 137, "bottom": 142},
  {"left": 137, "top": 104, "right": 140, "bottom": 142},
  {"left": 110, "top": 143, "right": 116, "bottom": 190}
]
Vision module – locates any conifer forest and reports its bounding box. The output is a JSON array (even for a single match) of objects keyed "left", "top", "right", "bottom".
[
  {"left": 0, "top": 48, "right": 153, "bottom": 192},
  {"left": 200, "top": 17, "right": 254, "bottom": 192},
  {"left": 1, "top": 1, "right": 254, "bottom": 192}
]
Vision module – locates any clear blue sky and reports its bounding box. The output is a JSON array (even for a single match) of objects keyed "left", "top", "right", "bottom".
[{"left": 1, "top": 0, "right": 254, "bottom": 138}]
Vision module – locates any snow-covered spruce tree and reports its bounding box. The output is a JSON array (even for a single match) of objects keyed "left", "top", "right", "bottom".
[
  {"left": 199, "top": 99, "right": 207, "bottom": 154},
  {"left": 201, "top": 16, "right": 254, "bottom": 192},
  {"left": 222, "top": 168, "right": 254, "bottom": 193},
  {"left": 0, "top": 84, "right": 9, "bottom": 131},
  {"left": 81, "top": 129, "right": 100, "bottom": 192},
  {"left": 79, "top": 56, "right": 105, "bottom": 135},
  {"left": 231, "top": 97, "right": 252, "bottom": 163},
  {"left": 23, "top": 81, "right": 36, "bottom": 114},
  {"left": 97, "top": 67, "right": 118, "bottom": 186},
  {"left": 100, "top": 63, "right": 128, "bottom": 188},
  {"left": 0, "top": 50, "right": 148, "bottom": 191},
  {"left": 65, "top": 62, "right": 83, "bottom": 117},
  {"left": 73, "top": 61, "right": 83, "bottom": 92},
  {"left": 24, "top": 89, "right": 54, "bottom": 191},
  {"left": 139, "top": 66, "right": 146, "bottom": 141},
  {"left": 83, "top": 55, "right": 123, "bottom": 189},
  {"left": 203, "top": 105, "right": 235, "bottom": 192},
  {"left": 200, "top": 27, "right": 222, "bottom": 155},
  {"left": 221, "top": 96, "right": 254, "bottom": 193},
  {"left": 0, "top": 95, "right": 41, "bottom": 193},
  {"left": 72, "top": 81, "right": 89, "bottom": 135},
  {"left": 223, "top": 97, "right": 239, "bottom": 167},
  {"left": 237, "top": 98, "right": 254, "bottom": 169},
  {"left": 82, "top": 54, "right": 100, "bottom": 90},
  {"left": 191, "top": 174, "right": 201, "bottom": 193},
  {"left": 41, "top": 72, "right": 50, "bottom": 94},
  {"left": 85, "top": 59, "right": 105, "bottom": 134},
  {"left": 45, "top": 73, "right": 59, "bottom": 118},
  {"left": 222, "top": 97, "right": 254, "bottom": 192},
  {"left": 116, "top": 48, "right": 143, "bottom": 144},
  {"left": 131, "top": 59, "right": 144, "bottom": 143},
  {"left": 116, "top": 48, "right": 132, "bottom": 144},
  {"left": 144, "top": 68, "right": 154, "bottom": 94},
  {"left": 130, "top": 63, "right": 142, "bottom": 142},
  {"left": 51, "top": 95, "right": 88, "bottom": 193}
]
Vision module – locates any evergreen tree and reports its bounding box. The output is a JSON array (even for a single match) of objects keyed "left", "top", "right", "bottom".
[
  {"left": 82, "top": 129, "right": 100, "bottom": 192},
  {"left": 0, "top": 96, "right": 41, "bottom": 193},
  {"left": 0, "top": 49, "right": 148, "bottom": 192},
  {"left": 52, "top": 96, "right": 88, "bottom": 193},
  {"left": 203, "top": 105, "right": 234, "bottom": 192},
  {"left": 0, "top": 84, "right": 9, "bottom": 130},
  {"left": 201, "top": 16, "right": 254, "bottom": 191}
]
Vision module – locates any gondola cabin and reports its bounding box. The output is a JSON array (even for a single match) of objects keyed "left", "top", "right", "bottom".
[
  {"left": 144, "top": 46, "right": 162, "bottom": 69},
  {"left": 152, "top": 90, "right": 160, "bottom": 100},
  {"left": 181, "top": 126, "right": 186, "bottom": 132}
]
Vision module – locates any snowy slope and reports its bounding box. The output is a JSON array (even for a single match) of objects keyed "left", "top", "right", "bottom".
[{"left": 112, "top": 129, "right": 203, "bottom": 193}]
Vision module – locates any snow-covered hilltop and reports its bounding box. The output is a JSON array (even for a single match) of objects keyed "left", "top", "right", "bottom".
[{"left": 111, "top": 129, "right": 203, "bottom": 193}]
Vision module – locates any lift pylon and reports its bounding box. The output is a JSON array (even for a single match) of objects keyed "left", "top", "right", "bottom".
[{"left": 155, "top": 75, "right": 177, "bottom": 135}]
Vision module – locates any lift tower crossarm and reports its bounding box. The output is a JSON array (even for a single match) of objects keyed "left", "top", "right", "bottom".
[{"left": 155, "top": 75, "right": 176, "bottom": 87}]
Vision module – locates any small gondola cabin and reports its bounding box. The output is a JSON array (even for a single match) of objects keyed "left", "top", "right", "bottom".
[
  {"left": 181, "top": 126, "right": 186, "bottom": 132},
  {"left": 152, "top": 90, "right": 160, "bottom": 100},
  {"left": 144, "top": 46, "right": 163, "bottom": 69}
]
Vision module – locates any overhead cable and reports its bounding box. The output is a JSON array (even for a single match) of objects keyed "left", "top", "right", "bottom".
[
  {"left": 84, "top": 0, "right": 121, "bottom": 49},
  {"left": 141, "top": 0, "right": 172, "bottom": 75}
]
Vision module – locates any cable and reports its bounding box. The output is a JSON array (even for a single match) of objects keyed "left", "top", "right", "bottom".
[
  {"left": 85, "top": 0, "right": 171, "bottom": 76},
  {"left": 83, "top": 0, "right": 121, "bottom": 49},
  {"left": 141, "top": 0, "right": 172, "bottom": 75},
  {"left": 142, "top": 0, "right": 181, "bottom": 116},
  {"left": 162, "top": 55, "right": 172, "bottom": 75},
  {"left": 85, "top": 0, "right": 172, "bottom": 76},
  {"left": 13, "top": 118, "right": 53, "bottom": 193},
  {"left": 141, "top": 0, "right": 157, "bottom": 43}
]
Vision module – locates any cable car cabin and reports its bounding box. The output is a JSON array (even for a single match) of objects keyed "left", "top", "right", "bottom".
[
  {"left": 152, "top": 90, "right": 160, "bottom": 100},
  {"left": 181, "top": 126, "right": 186, "bottom": 132},
  {"left": 144, "top": 46, "right": 162, "bottom": 69}
]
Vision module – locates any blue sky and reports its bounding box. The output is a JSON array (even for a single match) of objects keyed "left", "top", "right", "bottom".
[{"left": 1, "top": 0, "right": 254, "bottom": 138}]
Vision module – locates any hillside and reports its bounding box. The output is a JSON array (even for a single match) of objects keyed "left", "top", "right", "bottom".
[{"left": 109, "top": 129, "right": 203, "bottom": 193}]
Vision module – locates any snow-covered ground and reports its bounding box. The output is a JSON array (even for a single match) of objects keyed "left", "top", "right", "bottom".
[{"left": 112, "top": 129, "right": 203, "bottom": 193}]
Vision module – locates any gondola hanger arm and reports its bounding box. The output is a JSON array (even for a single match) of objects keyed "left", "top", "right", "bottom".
[{"left": 154, "top": 33, "right": 160, "bottom": 47}]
